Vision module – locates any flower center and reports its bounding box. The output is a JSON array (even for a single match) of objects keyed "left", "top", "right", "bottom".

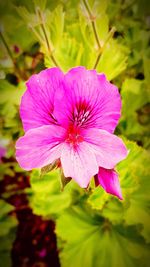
[
  {"left": 72, "top": 100, "right": 91, "bottom": 127},
  {"left": 66, "top": 125, "right": 83, "bottom": 145}
]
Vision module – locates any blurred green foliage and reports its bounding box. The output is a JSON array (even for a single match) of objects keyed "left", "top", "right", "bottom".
[
  {"left": 0, "top": 0, "right": 150, "bottom": 267},
  {"left": 0, "top": 200, "right": 18, "bottom": 267}
]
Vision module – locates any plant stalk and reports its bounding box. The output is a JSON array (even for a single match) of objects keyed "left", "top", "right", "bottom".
[
  {"left": 0, "top": 31, "right": 27, "bottom": 80},
  {"left": 83, "top": 0, "right": 101, "bottom": 49},
  {"left": 93, "top": 27, "right": 116, "bottom": 69},
  {"left": 37, "top": 9, "right": 60, "bottom": 67}
]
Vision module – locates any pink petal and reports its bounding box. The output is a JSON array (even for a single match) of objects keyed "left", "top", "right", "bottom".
[
  {"left": 82, "top": 128, "right": 128, "bottom": 169},
  {"left": 20, "top": 68, "right": 64, "bottom": 132},
  {"left": 54, "top": 67, "right": 121, "bottom": 132},
  {"left": 97, "top": 168, "right": 123, "bottom": 200},
  {"left": 16, "top": 125, "right": 66, "bottom": 170},
  {"left": 97, "top": 73, "right": 121, "bottom": 133},
  {"left": 60, "top": 142, "right": 98, "bottom": 188}
]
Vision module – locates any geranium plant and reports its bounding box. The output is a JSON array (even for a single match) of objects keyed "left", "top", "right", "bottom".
[{"left": 0, "top": 0, "right": 149, "bottom": 267}]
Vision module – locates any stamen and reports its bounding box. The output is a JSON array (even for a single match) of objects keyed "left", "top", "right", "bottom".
[
  {"left": 72, "top": 100, "right": 92, "bottom": 127},
  {"left": 66, "top": 125, "right": 84, "bottom": 145}
]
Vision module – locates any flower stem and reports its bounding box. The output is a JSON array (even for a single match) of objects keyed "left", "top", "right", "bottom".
[
  {"left": 0, "top": 31, "right": 27, "bottom": 80},
  {"left": 82, "top": 0, "right": 101, "bottom": 49},
  {"left": 37, "top": 9, "right": 60, "bottom": 67},
  {"left": 93, "top": 27, "right": 116, "bottom": 69},
  {"left": 28, "top": 24, "right": 45, "bottom": 46}
]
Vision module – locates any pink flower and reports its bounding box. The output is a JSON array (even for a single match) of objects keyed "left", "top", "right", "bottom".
[{"left": 16, "top": 67, "right": 127, "bottom": 199}]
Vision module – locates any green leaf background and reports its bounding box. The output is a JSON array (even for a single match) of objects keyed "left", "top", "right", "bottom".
[{"left": 0, "top": 200, "right": 18, "bottom": 267}]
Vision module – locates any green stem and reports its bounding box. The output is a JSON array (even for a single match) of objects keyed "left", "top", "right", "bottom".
[
  {"left": 37, "top": 9, "right": 60, "bottom": 67},
  {"left": 0, "top": 31, "right": 14, "bottom": 62},
  {"left": 0, "top": 31, "right": 26, "bottom": 80},
  {"left": 28, "top": 24, "right": 45, "bottom": 46},
  {"left": 83, "top": 0, "right": 101, "bottom": 49},
  {"left": 93, "top": 51, "right": 101, "bottom": 69},
  {"left": 93, "top": 27, "right": 116, "bottom": 69}
]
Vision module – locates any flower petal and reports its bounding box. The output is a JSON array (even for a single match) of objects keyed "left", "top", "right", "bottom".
[
  {"left": 82, "top": 128, "right": 128, "bottom": 169},
  {"left": 60, "top": 142, "right": 98, "bottom": 188},
  {"left": 97, "top": 167, "right": 123, "bottom": 200},
  {"left": 20, "top": 68, "right": 64, "bottom": 131},
  {"left": 16, "top": 125, "right": 66, "bottom": 170},
  {"left": 54, "top": 67, "right": 121, "bottom": 132}
]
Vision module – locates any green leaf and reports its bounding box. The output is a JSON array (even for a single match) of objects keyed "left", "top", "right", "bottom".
[
  {"left": 0, "top": 200, "right": 18, "bottom": 236},
  {"left": 143, "top": 57, "right": 150, "bottom": 89},
  {"left": 0, "top": 200, "right": 18, "bottom": 267},
  {"left": 0, "top": 215, "right": 17, "bottom": 236},
  {"left": 0, "top": 81, "right": 25, "bottom": 138},
  {"left": 96, "top": 12, "right": 109, "bottom": 42},
  {"left": 118, "top": 142, "right": 150, "bottom": 241},
  {"left": 29, "top": 169, "right": 73, "bottom": 218},
  {"left": 124, "top": 198, "right": 150, "bottom": 243},
  {"left": 56, "top": 205, "right": 149, "bottom": 267},
  {"left": 0, "top": 229, "right": 17, "bottom": 267},
  {"left": 0, "top": 163, "right": 15, "bottom": 181},
  {"left": 46, "top": 5, "right": 65, "bottom": 48},
  {"left": 0, "top": 2, "right": 35, "bottom": 51},
  {"left": 119, "top": 78, "right": 150, "bottom": 146},
  {"left": 88, "top": 185, "right": 109, "bottom": 210},
  {"left": 0, "top": 200, "right": 14, "bottom": 217},
  {"left": 0, "top": 80, "right": 25, "bottom": 106},
  {"left": 121, "top": 79, "right": 149, "bottom": 115},
  {"left": 97, "top": 40, "right": 129, "bottom": 80},
  {"left": 45, "top": 34, "right": 84, "bottom": 70}
]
